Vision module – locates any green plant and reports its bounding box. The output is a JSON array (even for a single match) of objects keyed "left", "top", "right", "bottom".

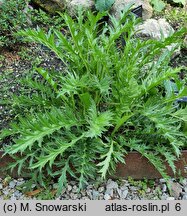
[
  {"left": 150, "top": 0, "right": 186, "bottom": 12},
  {"left": 0, "top": 0, "right": 31, "bottom": 48},
  {"left": 95, "top": 0, "right": 115, "bottom": 12},
  {"left": 164, "top": 7, "right": 187, "bottom": 29},
  {"left": 1, "top": 6, "right": 187, "bottom": 194},
  {"left": 30, "top": 8, "right": 64, "bottom": 31}
]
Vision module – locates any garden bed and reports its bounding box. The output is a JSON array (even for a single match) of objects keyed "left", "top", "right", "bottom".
[
  {"left": 1, "top": 150, "right": 187, "bottom": 179},
  {"left": 0, "top": 1, "right": 187, "bottom": 195}
]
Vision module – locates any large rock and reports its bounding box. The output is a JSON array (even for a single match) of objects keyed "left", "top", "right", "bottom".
[
  {"left": 32, "top": 0, "right": 65, "bottom": 13},
  {"left": 32, "top": 0, "right": 94, "bottom": 14},
  {"left": 136, "top": 18, "right": 175, "bottom": 40},
  {"left": 111, "top": 0, "right": 153, "bottom": 20},
  {"left": 136, "top": 18, "right": 180, "bottom": 57},
  {"left": 32, "top": 0, "right": 152, "bottom": 18},
  {"left": 65, "top": 0, "right": 94, "bottom": 16}
]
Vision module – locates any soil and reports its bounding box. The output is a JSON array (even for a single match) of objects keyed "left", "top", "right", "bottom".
[{"left": 0, "top": 43, "right": 64, "bottom": 136}]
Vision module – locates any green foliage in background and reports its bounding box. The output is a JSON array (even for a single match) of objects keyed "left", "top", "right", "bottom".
[
  {"left": 0, "top": 6, "right": 187, "bottom": 194},
  {"left": 150, "top": 0, "right": 186, "bottom": 12},
  {"left": 95, "top": 0, "right": 115, "bottom": 12},
  {"left": 0, "top": 0, "right": 63, "bottom": 48},
  {"left": 164, "top": 7, "right": 187, "bottom": 29},
  {"left": 0, "top": 0, "right": 31, "bottom": 48}
]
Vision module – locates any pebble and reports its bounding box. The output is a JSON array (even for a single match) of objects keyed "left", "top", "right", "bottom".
[
  {"left": 92, "top": 190, "right": 99, "bottom": 200},
  {"left": 16, "top": 181, "right": 25, "bottom": 186},
  {"left": 184, "top": 187, "right": 187, "bottom": 193},
  {"left": 98, "top": 186, "right": 105, "bottom": 193},
  {"left": 146, "top": 188, "right": 151, "bottom": 193},
  {"left": 104, "top": 194, "right": 111, "bottom": 200},
  {"left": 182, "top": 194, "right": 187, "bottom": 200},
  {"left": 161, "top": 193, "right": 169, "bottom": 200},
  {"left": 72, "top": 185, "right": 78, "bottom": 193},
  {"left": 67, "top": 185, "right": 72, "bottom": 192},
  {"left": 106, "top": 179, "right": 118, "bottom": 189},
  {"left": 180, "top": 179, "right": 187, "bottom": 187},
  {"left": 70, "top": 193, "right": 78, "bottom": 200},
  {"left": 1, "top": 175, "right": 187, "bottom": 200},
  {"left": 169, "top": 181, "right": 182, "bottom": 199},
  {"left": 159, "top": 179, "right": 166, "bottom": 184},
  {"left": 9, "top": 181, "right": 16, "bottom": 189},
  {"left": 162, "top": 184, "right": 167, "bottom": 192},
  {"left": 121, "top": 189, "right": 129, "bottom": 199},
  {"left": 86, "top": 189, "right": 93, "bottom": 199}
]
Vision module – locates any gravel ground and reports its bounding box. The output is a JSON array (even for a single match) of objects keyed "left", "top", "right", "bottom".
[{"left": 0, "top": 177, "right": 187, "bottom": 200}]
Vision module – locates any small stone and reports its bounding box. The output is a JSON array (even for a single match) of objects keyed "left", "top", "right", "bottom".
[
  {"left": 121, "top": 189, "right": 128, "bottom": 199},
  {"left": 161, "top": 193, "right": 169, "bottom": 200},
  {"left": 14, "top": 190, "right": 22, "bottom": 197},
  {"left": 104, "top": 194, "right": 111, "bottom": 200},
  {"left": 99, "top": 194, "right": 104, "bottom": 200},
  {"left": 72, "top": 185, "right": 78, "bottom": 193},
  {"left": 184, "top": 187, "right": 187, "bottom": 193},
  {"left": 181, "top": 179, "right": 187, "bottom": 187},
  {"left": 81, "top": 190, "right": 86, "bottom": 196},
  {"left": 107, "top": 188, "right": 115, "bottom": 196},
  {"left": 16, "top": 181, "right": 25, "bottom": 186},
  {"left": 86, "top": 189, "right": 93, "bottom": 199},
  {"left": 3, "top": 190, "right": 9, "bottom": 196},
  {"left": 169, "top": 181, "right": 183, "bottom": 199},
  {"left": 67, "top": 185, "right": 72, "bottom": 192},
  {"left": 70, "top": 193, "right": 78, "bottom": 200},
  {"left": 0, "top": 184, "right": 3, "bottom": 190},
  {"left": 130, "top": 186, "right": 138, "bottom": 191},
  {"left": 121, "top": 185, "right": 128, "bottom": 190},
  {"left": 9, "top": 181, "right": 16, "bottom": 189},
  {"left": 106, "top": 180, "right": 118, "bottom": 189},
  {"left": 159, "top": 179, "right": 166, "bottom": 184},
  {"left": 98, "top": 187, "right": 105, "bottom": 193},
  {"left": 162, "top": 184, "right": 167, "bottom": 192},
  {"left": 92, "top": 190, "right": 99, "bottom": 200},
  {"left": 182, "top": 194, "right": 187, "bottom": 200}
]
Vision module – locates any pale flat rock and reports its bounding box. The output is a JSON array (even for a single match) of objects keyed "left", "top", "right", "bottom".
[
  {"left": 169, "top": 181, "right": 183, "bottom": 199},
  {"left": 111, "top": 0, "right": 153, "bottom": 20},
  {"left": 182, "top": 194, "right": 187, "bottom": 200},
  {"left": 136, "top": 18, "right": 180, "bottom": 57},
  {"left": 136, "top": 18, "right": 174, "bottom": 40},
  {"left": 65, "top": 0, "right": 94, "bottom": 16}
]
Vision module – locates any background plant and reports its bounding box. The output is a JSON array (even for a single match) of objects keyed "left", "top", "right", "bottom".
[
  {"left": 163, "top": 6, "right": 187, "bottom": 30},
  {"left": 1, "top": 6, "right": 187, "bottom": 194},
  {"left": 95, "top": 0, "right": 115, "bottom": 12},
  {"left": 0, "top": 0, "right": 64, "bottom": 49},
  {"left": 149, "top": 0, "right": 186, "bottom": 12},
  {"left": 0, "top": 0, "right": 32, "bottom": 48}
]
